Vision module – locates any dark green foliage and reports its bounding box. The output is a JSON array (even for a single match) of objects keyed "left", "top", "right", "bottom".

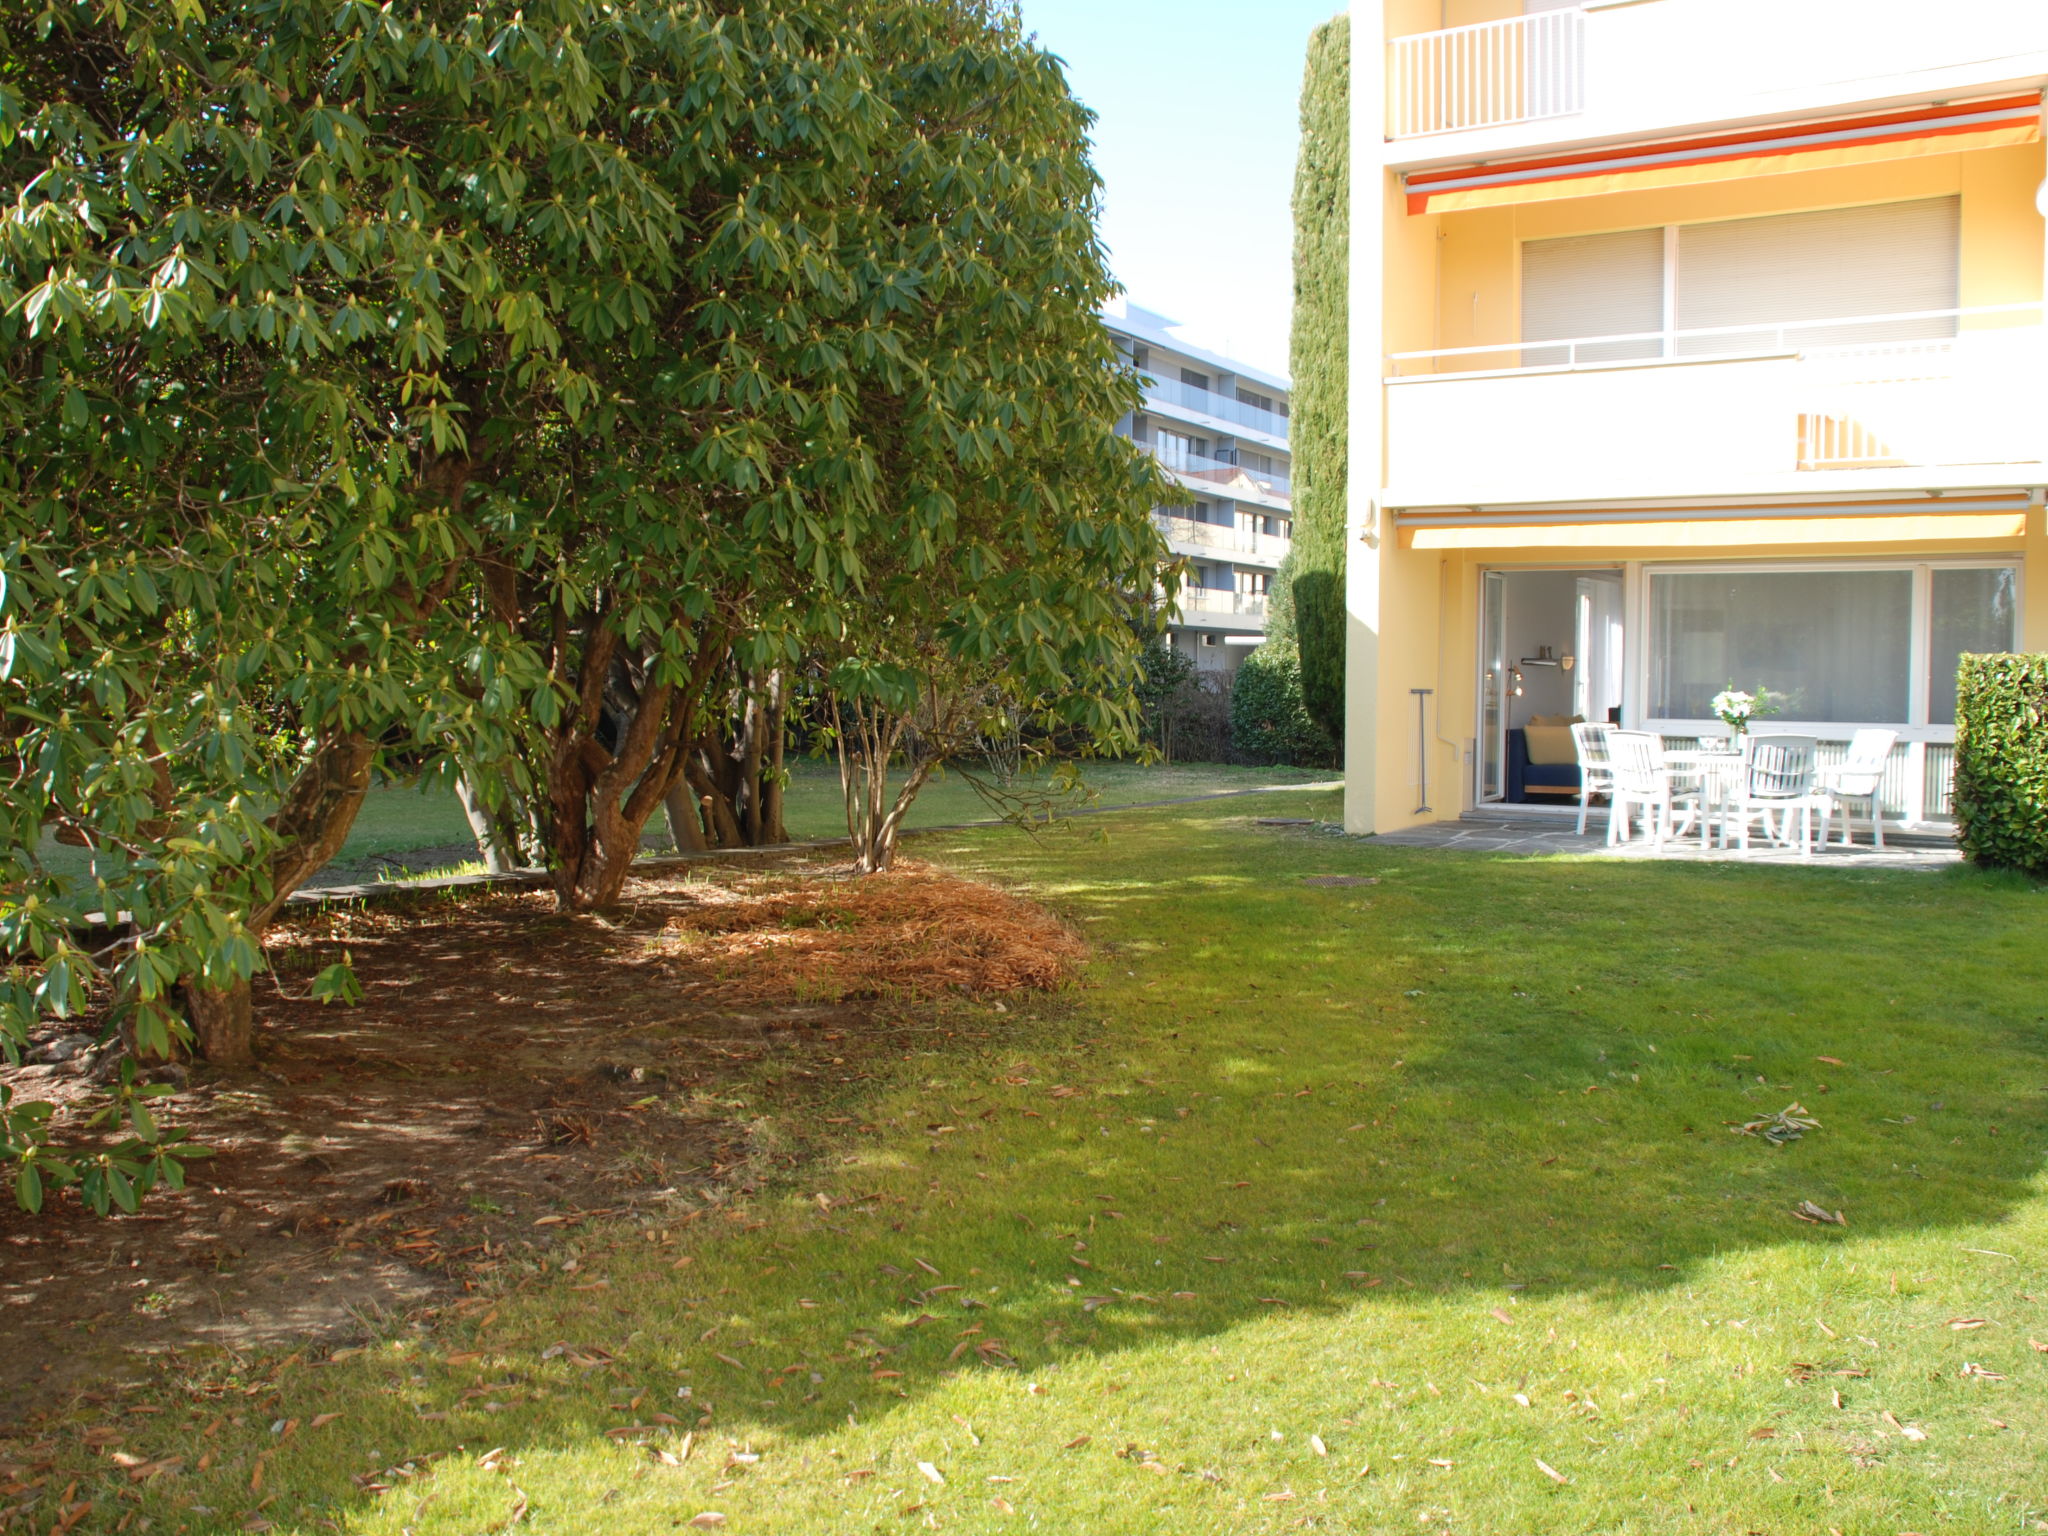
[
  {"left": 1230, "top": 557, "right": 1337, "bottom": 768},
  {"left": 1289, "top": 15, "right": 1349, "bottom": 745},
  {"left": 0, "top": 0, "right": 1165, "bottom": 1205},
  {"left": 1230, "top": 646, "right": 1338, "bottom": 768},
  {"left": 1954, "top": 654, "right": 2048, "bottom": 875}
]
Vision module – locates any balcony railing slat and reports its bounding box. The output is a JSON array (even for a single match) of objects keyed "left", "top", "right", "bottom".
[{"left": 1389, "top": 9, "right": 1584, "bottom": 139}]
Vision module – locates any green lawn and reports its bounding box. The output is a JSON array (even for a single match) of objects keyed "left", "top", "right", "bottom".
[
  {"left": 58, "top": 791, "right": 2048, "bottom": 1533},
  {"left": 31, "top": 759, "right": 1336, "bottom": 888}
]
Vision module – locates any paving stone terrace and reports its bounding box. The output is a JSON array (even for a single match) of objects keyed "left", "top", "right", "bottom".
[{"left": 1371, "top": 813, "right": 1960, "bottom": 871}]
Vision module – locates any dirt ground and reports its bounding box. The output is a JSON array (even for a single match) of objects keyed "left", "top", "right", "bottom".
[{"left": 0, "top": 856, "right": 1078, "bottom": 1427}]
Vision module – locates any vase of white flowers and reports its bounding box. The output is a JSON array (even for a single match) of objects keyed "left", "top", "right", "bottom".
[{"left": 1709, "top": 685, "right": 1777, "bottom": 741}]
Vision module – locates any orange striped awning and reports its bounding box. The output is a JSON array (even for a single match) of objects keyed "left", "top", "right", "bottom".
[{"left": 1406, "top": 94, "right": 2042, "bottom": 216}]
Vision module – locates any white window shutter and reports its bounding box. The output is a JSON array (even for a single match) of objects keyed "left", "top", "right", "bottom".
[
  {"left": 1674, "top": 196, "right": 1960, "bottom": 351},
  {"left": 1519, "top": 227, "right": 1664, "bottom": 364}
]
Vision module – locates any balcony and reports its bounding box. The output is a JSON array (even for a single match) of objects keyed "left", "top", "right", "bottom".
[
  {"left": 1384, "top": 307, "right": 2047, "bottom": 506},
  {"left": 1150, "top": 445, "right": 1292, "bottom": 508},
  {"left": 1385, "top": 0, "right": 2048, "bottom": 151},
  {"left": 1154, "top": 511, "right": 1291, "bottom": 565},
  {"left": 1175, "top": 587, "right": 1269, "bottom": 625},
  {"left": 1141, "top": 376, "right": 1290, "bottom": 442}
]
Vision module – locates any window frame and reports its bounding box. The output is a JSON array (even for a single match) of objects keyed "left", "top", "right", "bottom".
[{"left": 1634, "top": 555, "right": 2021, "bottom": 742}]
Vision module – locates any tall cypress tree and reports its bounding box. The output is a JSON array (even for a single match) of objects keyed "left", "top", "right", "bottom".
[{"left": 1289, "top": 15, "right": 1350, "bottom": 743}]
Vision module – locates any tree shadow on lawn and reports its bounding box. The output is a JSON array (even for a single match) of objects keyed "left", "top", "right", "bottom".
[{"left": 86, "top": 802, "right": 2048, "bottom": 1531}]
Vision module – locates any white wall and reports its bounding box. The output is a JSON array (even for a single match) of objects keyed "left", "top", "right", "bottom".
[{"left": 1501, "top": 570, "right": 1579, "bottom": 726}]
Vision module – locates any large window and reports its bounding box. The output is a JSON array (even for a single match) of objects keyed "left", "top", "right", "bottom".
[
  {"left": 1648, "top": 562, "right": 2016, "bottom": 728},
  {"left": 1930, "top": 567, "right": 2019, "bottom": 724}
]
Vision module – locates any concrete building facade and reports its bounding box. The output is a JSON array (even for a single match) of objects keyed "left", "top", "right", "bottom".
[{"left": 1105, "top": 304, "right": 1294, "bottom": 674}]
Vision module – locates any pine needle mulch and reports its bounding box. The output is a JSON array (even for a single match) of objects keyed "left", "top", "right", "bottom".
[{"left": 652, "top": 859, "right": 1088, "bottom": 1003}]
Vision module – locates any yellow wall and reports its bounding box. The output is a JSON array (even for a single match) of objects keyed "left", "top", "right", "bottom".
[{"left": 1426, "top": 144, "right": 2047, "bottom": 366}]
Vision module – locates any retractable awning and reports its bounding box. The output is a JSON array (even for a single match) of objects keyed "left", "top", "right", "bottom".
[
  {"left": 1405, "top": 94, "right": 2043, "bottom": 216},
  {"left": 1395, "top": 490, "right": 2040, "bottom": 551}
]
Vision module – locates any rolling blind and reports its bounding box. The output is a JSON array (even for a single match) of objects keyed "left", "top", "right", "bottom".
[
  {"left": 1519, "top": 227, "right": 1664, "bottom": 364},
  {"left": 1673, "top": 196, "right": 1959, "bottom": 352}
]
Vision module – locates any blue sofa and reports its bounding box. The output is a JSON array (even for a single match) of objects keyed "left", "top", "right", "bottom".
[{"left": 1506, "top": 728, "right": 1582, "bottom": 804}]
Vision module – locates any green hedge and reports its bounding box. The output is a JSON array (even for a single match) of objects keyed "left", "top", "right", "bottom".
[
  {"left": 1288, "top": 15, "right": 1349, "bottom": 746},
  {"left": 1954, "top": 653, "right": 2048, "bottom": 875},
  {"left": 1230, "top": 643, "right": 1338, "bottom": 768},
  {"left": 1228, "top": 555, "right": 1338, "bottom": 768}
]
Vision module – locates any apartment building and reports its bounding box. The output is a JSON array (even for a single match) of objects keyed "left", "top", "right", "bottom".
[
  {"left": 1106, "top": 304, "right": 1294, "bottom": 673},
  {"left": 1343, "top": 0, "right": 2048, "bottom": 834}
]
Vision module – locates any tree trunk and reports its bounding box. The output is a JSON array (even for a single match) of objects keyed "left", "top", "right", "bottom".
[
  {"left": 541, "top": 625, "right": 731, "bottom": 909},
  {"left": 251, "top": 732, "right": 378, "bottom": 931},
  {"left": 687, "top": 753, "right": 745, "bottom": 848},
  {"left": 737, "top": 672, "right": 768, "bottom": 844},
  {"left": 172, "top": 732, "right": 375, "bottom": 1066},
  {"left": 455, "top": 771, "right": 521, "bottom": 873},
  {"left": 664, "top": 779, "right": 709, "bottom": 852},
  {"left": 185, "top": 978, "right": 254, "bottom": 1068},
  {"left": 761, "top": 671, "right": 788, "bottom": 845}
]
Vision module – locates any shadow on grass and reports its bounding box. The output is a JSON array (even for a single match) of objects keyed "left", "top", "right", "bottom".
[{"left": 91, "top": 793, "right": 2048, "bottom": 1531}]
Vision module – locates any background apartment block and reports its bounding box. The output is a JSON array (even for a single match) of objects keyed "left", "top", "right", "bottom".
[
  {"left": 1344, "top": 0, "right": 2048, "bottom": 835},
  {"left": 1104, "top": 304, "right": 1294, "bottom": 673}
]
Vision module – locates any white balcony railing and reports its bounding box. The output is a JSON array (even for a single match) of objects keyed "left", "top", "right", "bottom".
[
  {"left": 1387, "top": 303, "right": 2041, "bottom": 377},
  {"left": 1382, "top": 307, "right": 2047, "bottom": 505},
  {"left": 1150, "top": 444, "right": 1292, "bottom": 503},
  {"left": 1142, "top": 377, "right": 1290, "bottom": 441},
  {"left": 1385, "top": 1, "right": 2048, "bottom": 148},
  {"left": 1388, "top": 8, "right": 1584, "bottom": 139},
  {"left": 1154, "top": 511, "right": 1292, "bottom": 562},
  {"left": 1176, "top": 588, "right": 1269, "bottom": 619}
]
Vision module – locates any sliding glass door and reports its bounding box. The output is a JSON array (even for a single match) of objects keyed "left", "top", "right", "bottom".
[{"left": 1479, "top": 571, "right": 1507, "bottom": 804}]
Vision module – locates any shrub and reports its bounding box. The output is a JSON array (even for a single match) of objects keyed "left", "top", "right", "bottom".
[
  {"left": 1231, "top": 645, "right": 1338, "bottom": 768},
  {"left": 1954, "top": 653, "right": 2048, "bottom": 875}
]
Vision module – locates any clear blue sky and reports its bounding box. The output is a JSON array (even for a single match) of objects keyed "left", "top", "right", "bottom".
[{"left": 1015, "top": 0, "right": 1348, "bottom": 378}]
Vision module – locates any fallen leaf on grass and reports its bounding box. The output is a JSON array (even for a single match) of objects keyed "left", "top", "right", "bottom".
[
  {"left": 686, "top": 1516, "right": 726, "bottom": 1529},
  {"left": 1309, "top": 1435, "right": 1327, "bottom": 1456},
  {"left": 1960, "top": 1362, "right": 2005, "bottom": 1380},
  {"left": 2030, "top": 1339, "right": 2048, "bottom": 1353},
  {"left": 991, "top": 1496, "right": 1016, "bottom": 1513},
  {"left": 308, "top": 1413, "right": 344, "bottom": 1430},
  {"left": 1428, "top": 1459, "right": 1454, "bottom": 1469},
  {"left": 1815, "top": 1056, "right": 1845, "bottom": 1066},
  {"left": 1791, "top": 1201, "right": 1846, "bottom": 1226},
  {"left": 1490, "top": 1308, "right": 1514, "bottom": 1325},
  {"left": 1948, "top": 1318, "right": 1989, "bottom": 1331},
  {"left": 918, "top": 1462, "right": 945, "bottom": 1485},
  {"left": 1734, "top": 1103, "right": 1820, "bottom": 1144},
  {"left": 1063, "top": 1436, "right": 1091, "bottom": 1450},
  {"left": 1534, "top": 1458, "right": 1568, "bottom": 1485}
]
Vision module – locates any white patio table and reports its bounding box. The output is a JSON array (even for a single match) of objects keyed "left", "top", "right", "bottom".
[{"left": 1659, "top": 740, "right": 1746, "bottom": 849}]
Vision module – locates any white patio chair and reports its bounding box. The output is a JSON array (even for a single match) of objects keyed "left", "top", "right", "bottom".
[
  {"left": 1605, "top": 731, "right": 1697, "bottom": 850},
  {"left": 1724, "top": 735, "right": 1829, "bottom": 858},
  {"left": 1570, "top": 721, "right": 1614, "bottom": 836},
  {"left": 1818, "top": 728, "right": 1897, "bottom": 849}
]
